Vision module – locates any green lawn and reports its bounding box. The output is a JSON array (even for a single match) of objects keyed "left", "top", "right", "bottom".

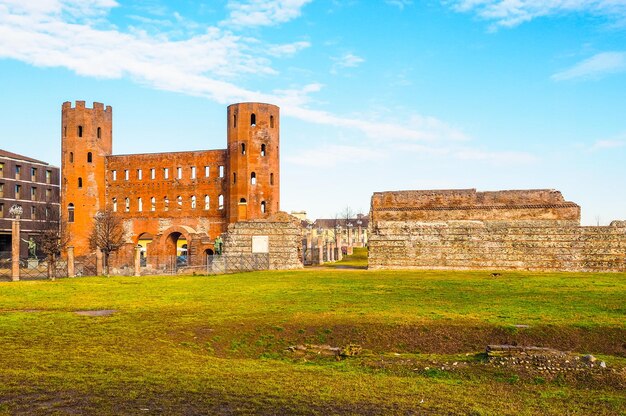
[{"left": 1, "top": 269, "right": 625, "bottom": 415}]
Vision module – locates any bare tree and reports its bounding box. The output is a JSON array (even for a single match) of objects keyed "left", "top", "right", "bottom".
[
  {"left": 89, "top": 210, "right": 124, "bottom": 275},
  {"left": 35, "top": 204, "right": 68, "bottom": 280}
]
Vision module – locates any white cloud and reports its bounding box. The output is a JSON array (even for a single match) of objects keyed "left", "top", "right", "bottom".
[
  {"left": 448, "top": 0, "right": 626, "bottom": 28},
  {"left": 266, "top": 40, "right": 311, "bottom": 57},
  {"left": 592, "top": 139, "right": 626, "bottom": 149},
  {"left": 386, "top": 0, "right": 413, "bottom": 10},
  {"left": 223, "top": 0, "right": 313, "bottom": 28},
  {"left": 552, "top": 52, "right": 626, "bottom": 81},
  {"left": 0, "top": 1, "right": 477, "bottom": 150},
  {"left": 332, "top": 52, "right": 365, "bottom": 69},
  {"left": 285, "top": 144, "right": 381, "bottom": 167}
]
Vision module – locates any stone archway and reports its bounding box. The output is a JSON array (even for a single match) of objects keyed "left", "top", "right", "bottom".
[
  {"left": 160, "top": 225, "right": 196, "bottom": 266},
  {"left": 136, "top": 232, "right": 153, "bottom": 267}
]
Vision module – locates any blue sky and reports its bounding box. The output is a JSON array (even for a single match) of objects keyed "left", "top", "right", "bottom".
[{"left": 0, "top": 0, "right": 625, "bottom": 224}]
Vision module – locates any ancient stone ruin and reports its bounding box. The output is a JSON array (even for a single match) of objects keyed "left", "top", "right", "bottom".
[{"left": 368, "top": 189, "right": 626, "bottom": 272}]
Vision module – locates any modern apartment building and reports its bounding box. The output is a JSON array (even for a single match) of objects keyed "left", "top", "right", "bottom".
[{"left": 0, "top": 149, "right": 61, "bottom": 258}]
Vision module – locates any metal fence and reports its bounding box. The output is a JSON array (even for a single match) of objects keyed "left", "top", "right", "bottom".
[
  {"left": 1, "top": 252, "right": 270, "bottom": 280},
  {"left": 138, "top": 253, "right": 270, "bottom": 275},
  {"left": 205, "top": 253, "right": 270, "bottom": 274},
  {"left": 0, "top": 256, "right": 69, "bottom": 281}
]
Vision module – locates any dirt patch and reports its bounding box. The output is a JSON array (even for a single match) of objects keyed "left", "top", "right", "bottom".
[
  {"left": 74, "top": 310, "right": 117, "bottom": 317},
  {"left": 189, "top": 321, "right": 626, "bottom": 358}
]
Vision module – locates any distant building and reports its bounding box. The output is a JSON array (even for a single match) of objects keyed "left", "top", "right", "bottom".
[
  {"left": 310, "top": 213, "right": 369, "bottom": 248},
  {"left": 0, "top": 149, "right": 61, "bottom": 258}
]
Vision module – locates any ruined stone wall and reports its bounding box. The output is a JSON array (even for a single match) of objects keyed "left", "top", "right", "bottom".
[
  {"left": 369, "top": 190, "right": 626, "bottom": 272},
  {"left": 223, "top": 212, "right": 303, "bottom": 270},
  {"left": 369, "top": 220, "right": 626, "bottom": 272},
  {"left": 371, "top": 189, "right": 581, "bottom": 223}
]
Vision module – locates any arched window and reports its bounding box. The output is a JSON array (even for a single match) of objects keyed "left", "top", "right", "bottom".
[
  {"left": 233, "top": 172, "right": 237, "bottom": 184},
  {"left": 87, "top": 152, "right": 93, "bottom": 163},
  {"left": 177, "top": 195, "right": 182, "bottom": 208},
  {"left": 270, "top": 173, "right": 274, "bottom": 185},
  {"left": 204, "top": 195, "right": 210, "bottom": 210},
  {"left": 164, "top": 196, "right": 169, "bottom": 211},
  {"left": 261, "top": 144, "right": 266, "bottom": 157},
  {"left": 125, "top": 197, "right": 130, "bottom": 212},
  {"left": 69, "top": 152, "right": 74, "bottom": 163},
  {"left": 251, "top": 172, "right": 256, "bottom": 185},
  {"left": 218, "top": 194, "right": 224, "bottom": 210},
  {"left": 138, "top": 197, "right": 143, "bottom": 212},
  {"left": 78, "top": 126, "right": 83, "bottom": 137},
  {"left": 67, "top": 203, "right": 75, "bottom": 222},
  {"left": 261, "top": 201, "right": 267, "bottom": 214},
  {"left": 112, "top": 198, "right": 117, "bottom": 212},
  {"left": 97, "top": 127, "right": 101, "bottom": 139},
  {"left": 241, "top": 143, "right": 246, "bottom": 155},
  {"left": 78, "top": 177, "right": 83, "bottom": 188},
  {"left": 191, "top": 195, "right": 197, "bottom": 209},
  {"left": 240, "top": 198, "right": 247, "bottom": 204},
  {"left": 151, "top": 197, "right": 156, "bottom": 211},
  {"left": 270, "top": 115, "right": 274, "bottom": 128},
  {"left": 250, "top": 113, "right": 256, "bottom": 126}
]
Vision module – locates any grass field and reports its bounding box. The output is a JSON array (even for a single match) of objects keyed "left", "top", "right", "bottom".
[{"left": 1, "top": 266, "right": 625, "bottom": 415}]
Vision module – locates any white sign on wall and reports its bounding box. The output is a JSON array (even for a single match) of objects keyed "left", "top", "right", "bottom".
[{"left": 252, "top": 235, "right": 269, "bottom": 253}]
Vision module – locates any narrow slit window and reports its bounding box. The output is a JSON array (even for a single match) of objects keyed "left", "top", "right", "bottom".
[
  {"left": 204, "top": 166, "right": 210, "bottom": 177},
  {"left": 191, "top": 166, "right": 196, "bottom": 179},
  {"left": 164, "top": 196, "right": 169, "bottom": 211},
  {"left": 151, "top": 197, "right": 156, "bottom": 211},
  {"left": 112, "top": 170, "right": 117, "bottom": 181},
  {"left": 218, "top": 194, "right": 224, "bottom": 210},
  {"left": 250, "top": 172, "right": 256, "bottom": 185},
  {"left": 241, "top": 143, "right": 246, "bottom": 155},
  {"left": 270, "top": 173, "right": 274, "bottom": 185},
  {"left": 124, "top": 170, "right": 129, "bottom": 181},
  {"left": 250, "top": 113, "right": 256, "bottom": 126},
  {"left": 137, "top": 169, "right": 142, "bottom": 180},
  {"left": 191, "top": 195, "right": 197, "bottom": 209},
  {"left": 270, "top": 115, "right": 274, "bottom": 128},
  {"left": 69, "top": 152, "right": 74, "bottom": 163},
  {"left": 87, "top": 152, "right": 93, "bottom": 163},
  {"left": 125, "top": 197, "right": 130, "bottom": 212},
  {"left": 234, "top": 113, "right": 237, "bottom": 127},
  {"left": 261, "top": 144, "right": 266, "bottom": 157},
  {"left": 68, "top": 204, "right": 74, "bottom": 222},
  {"left": 112, "top": 198, "right": 117, "bottom": 212},
  {"left": 78, "top": 177, "right": 83, "bottom": 188},
  {"left": 204, "top": 195, "right": 210, "bottom": 210},
  {"left": 177, "top": 167, "right": 182, "bottom": 179},
  {"left": 137, "top": 197, "right": 143, "bottom": 212},
  {"left": 78, "top": 126, "right": 83, "bottom": 137},
  {"left": 233, "top": 172, "right": 237, "bottom": 184},
  {"left": 219, "top": 165, "right": 224, "bottom": 178},
  {"left": 164, "top": 168, "right": 169, "bottom": 179},
  {"left": 97, "top": 127, "right": 101, "bottom": 138},
  {"left": 151, "top": 168, "right": 155, "bottom": 179},
  {"left": 261, "top": 201, "right": 267, "bottom": 214},
  {"left": 177, "top": 195, "right": 182, "bottom": 208}
]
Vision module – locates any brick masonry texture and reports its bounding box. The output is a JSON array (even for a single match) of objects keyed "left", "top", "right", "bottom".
[
  {"left": 61, "top": 101, "right": 280, "bottom": 267},
  {"left": 369, "top": 189, "right": 626, "bottom": 272}
]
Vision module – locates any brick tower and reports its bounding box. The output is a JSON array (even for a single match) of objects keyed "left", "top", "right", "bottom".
[
  {"left": 226, "top": 103, "right": 280, "bottom": 223},
  {"left": 61, "top": 101, "right": 112, "bottom": 257}
]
